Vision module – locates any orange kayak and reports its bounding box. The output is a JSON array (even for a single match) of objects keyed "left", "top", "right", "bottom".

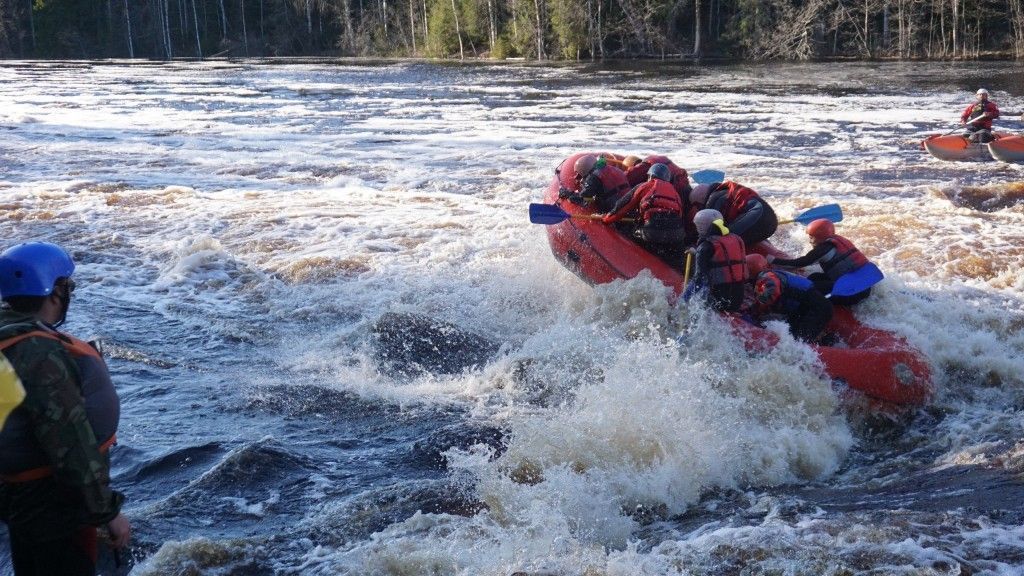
[{"left": 988, "top": 134, "right": 1024, "bottom": 163}]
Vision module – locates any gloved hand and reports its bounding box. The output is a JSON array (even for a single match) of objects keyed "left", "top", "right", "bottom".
[
  {"left": 601, "top": 214, "right": 615, "bottom": 224},
  {"left": 568, "top": 195, "right": 587, "bottom": 206},
  {"left": 558, "top": 186, "right": 573, "bottom": 199}
]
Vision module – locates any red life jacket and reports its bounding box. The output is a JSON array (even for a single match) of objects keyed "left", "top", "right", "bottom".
[
  {"left": 819, "top": 235, "right": 869, "bottom": 280},
  {"left": 0, "top": 325, "right": 120, "bottom": 482},
  {"left": 708, "top": 233, "right": 748, "bottom": 285},
  {"left": 637, "top": 180, "right": 683, "bottom": 222},
  {"left": 595, "top": 166, "right": 630, "bottom": 198},
  {"left": 643, "top": 155, "right": 690, "bottom": 189},
  {"left": 707, "top": 182, "right": 759, "bottom": 222}
]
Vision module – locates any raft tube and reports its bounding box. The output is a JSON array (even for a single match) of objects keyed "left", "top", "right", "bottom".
[
  {"left": 921, "top": 133, "right": 1010, "bottom": 162},
  {"left": 543, "top": 153, "right": 933, "bottom": 409},
  {"left": 988, "top": 134, "right": 1024, "bottom": 163}
]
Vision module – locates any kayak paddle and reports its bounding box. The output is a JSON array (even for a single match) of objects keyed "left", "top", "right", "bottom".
[
  {"left": 829, "top": 262, "right": 884, "bottom": 298},
  {"left": 529, "top": 203, "right": 633, "bottom": 225},
  {"left": 778, "top": 203, "right": 843, "bottom": 226},
  {"left": 691, "top": 169, "right": 725, "bottom": 185}
]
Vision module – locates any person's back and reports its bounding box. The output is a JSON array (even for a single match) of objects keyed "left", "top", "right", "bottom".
[
  {"left": 769, "top": 219, "right": 872, "bottom": 306},
  {"left": 0, "top": 242, "right": 130, "bottom": 576},
  {"left": 560, "top": 154, "right": 630, "bottom": 212},
  {"left": 687, "top": 209, "right": 748, "bottom": 312},
  {"left": 602, "top": 164, "right": 685, "bottom": 267},
  {"left": 753, "top": 270, "right": 833, "bottom": 342},
  {"left": 691, "top": 181, "right": 778, "bottom": 246}
]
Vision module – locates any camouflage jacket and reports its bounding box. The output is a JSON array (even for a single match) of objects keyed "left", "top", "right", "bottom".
[{"left": 0, "top": 309, "right": 123, "bottom": 527}]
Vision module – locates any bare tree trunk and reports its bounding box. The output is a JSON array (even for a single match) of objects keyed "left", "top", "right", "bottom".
[
  {"left": 192, "top": 0, "right": 202, "bottom": 56},
  {"left": 951, "top": 0, "right": 958, "bottom": 56},
  {"left": 218, "top": 0, "right": 228, "bottom": 38},
  {"left": 533, "top": 0, "right": 544, "bottom": 59},
  {"left": 882, "top": 1, "right": 889, "bottom": 52},
  {"left": 409, "top": 0, "right": 417, "bottom": 54},
  {"left": 166, "top": 0, "right": 174, "bottom": 58},
  {"left": 597, "top": 0, "right": 602, "bottom": 58},
  {"left": 487, "top": 0, "right": 496, "bottom": 53},
  {"left": 511, "top": 0, "right": 518, "bottom": 37},
  {"left": 259, "top": 0, "right": 264, "bottom": 41},
  {"left": 123, "top": 0, "right": 134, "bottom": 57},
  {"left": 240, "top": 0, "right": 248, "bottom": 54},
  {"left": 693, "top": 0, "right": 702, "bottom": 58},
  {"left": 451, "top": 0, "right": 465, "bottom": 58},
  {"left": 27, "top": 0, "right": 35, "bottom": 52},
  {"left": 306, "top": 0, "right": 313, "bottom": 35},
  {"left": 422, "top": 0, "right": 428, "bottom": 40},
  {"left": 382, "top": 0, "right": 388, "bottom": 38}
]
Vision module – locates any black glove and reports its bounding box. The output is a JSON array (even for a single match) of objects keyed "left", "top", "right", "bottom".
[
  {"left": 569, "top": 195, "right": 589, "bottom": 206},
  {"left": 558, "top": 186, "right": 572, "bottom": 199}
]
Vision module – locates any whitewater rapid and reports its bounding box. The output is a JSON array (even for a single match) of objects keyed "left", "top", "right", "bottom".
[{"left": 1, "top": 60, "right": 1023, "bottom": 575}]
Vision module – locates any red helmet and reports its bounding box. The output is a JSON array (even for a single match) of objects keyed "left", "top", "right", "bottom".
[
  {"left": 806, "top": 218, "right": 835, "bottom": 242},
  {"left": 745, "top": 254, "right": 768, "bottom": 277},
  {"left": 574, "top": 155, "right": 598, "bottom": 181},
  {"left": 754, "top": 271, "right": 782, "bottom": 306}
]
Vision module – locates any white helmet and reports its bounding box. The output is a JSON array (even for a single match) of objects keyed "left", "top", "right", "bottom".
[
  {"left": 977, "top": 88, "right": 990, "bottom": 96},
  {"left": 693, "top": 209, "right": 725, "bottom": 236},
  {"left": 689, "top": 183, "right": 713, "bottom": 206}
]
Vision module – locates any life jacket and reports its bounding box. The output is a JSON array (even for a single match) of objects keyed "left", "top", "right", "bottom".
[
  {"left": 595, "top": 166, "right": 630, "bottom": 199},
  {"left": 0, "top": 324, "right": 119, "bottom": 482},
  {"left": 707, "top": 233, "right": 748, "bottom": 285},
  {"left": 968, "top": 101, "right": 994, "bottom": 121},
  {"left": 756, "top": 271, "right": 814, "bottom": 312},
  {"left": 818, "top": 235, "right": 868, "bottom": 281},
  {"left": 707, "top": 182, "right": 759, "bottom": 222},
  {"left": 637, "top": 180, "right": 683, "bottom": 222}
]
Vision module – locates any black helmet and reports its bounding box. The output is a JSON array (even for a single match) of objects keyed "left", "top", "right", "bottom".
[{"left": 648, "top": 163, "right": 671, "bottom": 182}]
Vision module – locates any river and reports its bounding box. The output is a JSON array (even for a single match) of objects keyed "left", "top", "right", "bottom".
[{"left": 1, "top": 59, "right": 1023, "bottom": 575}]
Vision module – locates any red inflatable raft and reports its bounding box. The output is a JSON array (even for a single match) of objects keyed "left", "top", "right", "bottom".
[{"left": 543, "top": 153, "right": 933, "bottom": 408}]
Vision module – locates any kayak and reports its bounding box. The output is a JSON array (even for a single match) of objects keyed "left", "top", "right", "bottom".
[
  {"left": 988, "top": 134, "right": 1024, "bottom": 163},
  {"left": 543, "top": 153, "right": 933, "bottom": 409},
  {"left": 921, "top": 132, "right": 1010, "bottom": 161}
]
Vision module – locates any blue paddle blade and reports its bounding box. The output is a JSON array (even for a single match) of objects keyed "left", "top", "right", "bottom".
[
  {"left": 691, "top": 169, "right": 725, "bottom": 185},
  {"left": 793, "top": 203, "right": 843, "bottom": 225},
  {"left": 529, "top": 203, "right": 571, "bottom": 225},
  {"left": 830, "top": 262, "right": 884, "bottom": 297}
]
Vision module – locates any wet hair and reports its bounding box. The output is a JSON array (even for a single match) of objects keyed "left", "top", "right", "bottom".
[{"left": 3, "top": 295, "right": 46, "bottom": 314}]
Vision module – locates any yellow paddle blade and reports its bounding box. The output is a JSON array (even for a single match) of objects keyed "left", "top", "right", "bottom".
[{"left": 0, "top": 356, "right": 25, "bottom": 429}]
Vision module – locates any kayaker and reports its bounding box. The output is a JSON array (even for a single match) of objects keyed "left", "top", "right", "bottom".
[
  {"left": 601, "top": 163, "right": 685, "bottom": 267},
  {"left": 682, "top": 209, "right": 748, "bottom": 312},
  {"left": 0, "top": 242, "right": 131, "bottom": 575},
  {"left": 766, "top": 218, "right": 873, "bottom": 305},
  {"left": 689, "top": 180, "right": 778, "bottom": 246},
  {"left": 751, "top": 269, "right": 834, "bottom": 343},
  {"left": 559, "top": 154, "right": 630, "bottom": 212},
  {"left": 961, "top": 88, "right": 1000, "bottom": 143}
]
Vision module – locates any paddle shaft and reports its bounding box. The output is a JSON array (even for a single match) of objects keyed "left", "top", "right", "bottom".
[{"left": 683, "top": 251, "right": 693, "bottom": 290}]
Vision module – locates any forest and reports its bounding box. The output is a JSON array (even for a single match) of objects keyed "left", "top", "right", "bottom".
[{"left": 2, "top": 0, "right": 1024, "bottom": 61}]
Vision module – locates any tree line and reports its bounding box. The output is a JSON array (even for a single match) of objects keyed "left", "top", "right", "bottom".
[{"left": 2, "top": 0, "right": 1024, "bottom": 60}]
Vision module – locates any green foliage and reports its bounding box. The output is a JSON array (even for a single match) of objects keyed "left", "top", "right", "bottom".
[{"left": 548, "top": 0, "right": 587, "bottom": 59}]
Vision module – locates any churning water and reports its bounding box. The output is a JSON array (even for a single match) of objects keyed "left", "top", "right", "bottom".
[{"left": 1, "top": 59, "right": 1023, "bottom": 575}]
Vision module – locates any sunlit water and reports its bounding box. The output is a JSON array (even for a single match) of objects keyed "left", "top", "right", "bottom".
[{"left": 1, "top": 59, "right": 1023, "bottom": 575}]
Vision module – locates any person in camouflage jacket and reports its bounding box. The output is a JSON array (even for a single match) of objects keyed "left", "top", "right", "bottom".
[{"left": 0, "top": 242, "right": 129, "bottom": 575}]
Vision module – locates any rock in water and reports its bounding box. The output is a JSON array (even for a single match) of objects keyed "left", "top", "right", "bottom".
[{"left": 371, "top": 312, "right": 500, "bottom": 377}]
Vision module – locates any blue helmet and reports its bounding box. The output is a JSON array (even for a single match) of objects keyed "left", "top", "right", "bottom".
[
  {"left": 0, "top": 242, "right": 75, "bottom": 298},
  {"left": 648, "top": 163, "right": 672, "bottom": 182}
]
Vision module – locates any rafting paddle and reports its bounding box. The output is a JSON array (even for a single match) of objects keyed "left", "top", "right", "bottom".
[
  {"left": 691, "top": 169, "right": 725, "bottom": 185},
  {"left": 828, "top": 262, "right": 884, "bottom": 298},
  {"left": 777, "top": 204, "right": 843, "bottom": 226},
  {"left": 529, "top": 203, "right": 634, "bottom": 225}
]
